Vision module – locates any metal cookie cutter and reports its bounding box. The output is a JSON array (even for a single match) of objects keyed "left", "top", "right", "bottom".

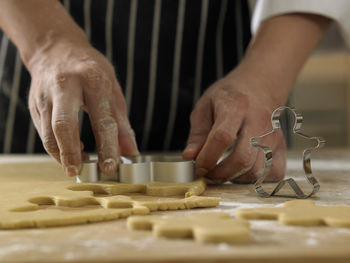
[
  {"left": 76, "top": 160, "right": 118, "bottom": 183},
  {"left": 76, "top": 155, "right": 194, "bottom": 183},
  {"left": 250, "top": 106, "right": 325, "bottom": 199},
  {"left": 119, "top": 155, "right": 194, "bottom": 183}
]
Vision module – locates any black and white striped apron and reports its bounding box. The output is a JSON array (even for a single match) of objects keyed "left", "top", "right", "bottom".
[{"left": 0, "top": 0, "right": 251, "bottom": 153}]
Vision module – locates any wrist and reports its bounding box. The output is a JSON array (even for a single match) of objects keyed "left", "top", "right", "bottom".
[
  {"left": 238, "top": 51, "right": 292, "bottom": 104},
  {"left": 224, "top": 57, "right": 291, "bottom": 111},
  {"left": 0, "top": 0, "right": 90, "bottom": 70},
  {"left": 26, "top": 34, "right": 91, "bottom": 74},
  {"left": 226, "top": 13, "right": 330, "bottom": 108}
]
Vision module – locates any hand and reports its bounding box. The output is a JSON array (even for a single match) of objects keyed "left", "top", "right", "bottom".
[
  {"left": 182, "top": 13, "right": 331, "bottom": 183},
  {"left": 182, "top": 68, "right": 286, "bottom": 183},
  {"left": 28, "top": 40, "right": 139, "bottom": 176}
]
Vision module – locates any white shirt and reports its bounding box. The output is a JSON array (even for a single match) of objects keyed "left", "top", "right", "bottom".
[{"left": 252, "top": 0, "right": 350, "bottom": 53}]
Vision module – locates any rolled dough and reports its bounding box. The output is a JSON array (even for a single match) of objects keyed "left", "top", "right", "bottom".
[
  {"left": 0, "top": 162, "right": 220, "bottom": 229},
  {"left": 236, "top": 200, "right": 350, "bottom": 227},
  {"left": 127, "top": 212, "right": 250, "bottom": 243}
]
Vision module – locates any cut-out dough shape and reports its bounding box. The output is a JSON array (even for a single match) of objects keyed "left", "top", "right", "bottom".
[
  {"left": 0, "top": 172, "right": 220, "bottom": 229},
  {"left": 236, "top": 200, "right": 350, "bottom": 227},
  {"left": 68, "top": 178, "right": 207, "bottom": 198},
  {"left": 127, "top": 212, "right": 250, "bottom": 244}
]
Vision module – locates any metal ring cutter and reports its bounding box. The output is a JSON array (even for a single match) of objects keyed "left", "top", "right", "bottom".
[{"left": 77, "top": 155, "right": 195, "bottom": 183}]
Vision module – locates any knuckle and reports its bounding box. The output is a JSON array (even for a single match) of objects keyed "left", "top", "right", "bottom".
[
  {"left": 229, "top": 91, "right": 249, "bottom": 109},
  {"left": 52, "top": 119, "right": 73, "bottom": 135},
  {"left": 80, "top": 65, "right": 114, "bottom": 95},
  {"left": 42, "top": 136, "right": 58, "bottom": 154},
  {"left": 29, "top": 83, "right": 51, "bottom": 112},
  {"left": 189, "top": 105, "right": 210, "bottom": 125},
  {"left": 212, "top": 128, "right": 235, "bottom": 147},
  {"left": 232, "top": 90, "right": 249, "bottom": 103},
  {"left": 55, "top": 72, "right": 70, "bottom": 84},
  {"left": 94, "top": 117, "right": 118, "bottom": 133},
  {"left": 235, "top": 152, "right": 255, "bottom": 171},
  {"left": 82, "top": 64, "right": 111, "bottom": 83},
  {"left": 214, "top": 89, "right": 250, "bottom": 113},
  {"left": 82, "top": 66, "right": 104, "bottom": 81},
  {"left": 37, "top": 93, "right": 51, "bottom": 111},
  {"left": 54, "top": 72, "right": 77, "bottom": 94}
]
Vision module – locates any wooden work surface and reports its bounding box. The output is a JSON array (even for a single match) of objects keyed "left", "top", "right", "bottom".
[{"left": 0, "top": 149, "right": 350, "bottom": 263}]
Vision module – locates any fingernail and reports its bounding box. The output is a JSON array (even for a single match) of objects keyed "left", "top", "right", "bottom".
[
  {"left": 133, "top": 150, "right": 140, "bottom": 156},
  {"left": 103, "top": 158, "right": 117, "bottom": 175},
  {"left": 65, "top": 165, "right": 79, "bottom": 177},
  {"left": 195, "top": 168, "right": 208, "bottom": 178},
  {"left": 131, "top": 148, "right": 140, "bottom": 156}
]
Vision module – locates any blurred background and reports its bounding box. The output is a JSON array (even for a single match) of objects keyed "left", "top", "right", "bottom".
[
  {"left": 0, "top": 0, "right": 349, "bottom": 153},
  {"left": 289, "top": 53, "right": 350, "bottom": 149}
]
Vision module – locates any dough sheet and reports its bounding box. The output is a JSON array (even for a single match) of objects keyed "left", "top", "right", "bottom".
[{"left": 0, "top": 162, "right": 220, "bottom": 229}]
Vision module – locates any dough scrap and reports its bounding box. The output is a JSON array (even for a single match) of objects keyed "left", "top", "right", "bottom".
[
  {"left": 236, "top": 200, "right": 350, "bottom": 227},
  {"left": 127, "top": 212, "right": 250, "bottom": 243},
  {"left": 0, "top": 162, "right": 220, "bottom": 229}
]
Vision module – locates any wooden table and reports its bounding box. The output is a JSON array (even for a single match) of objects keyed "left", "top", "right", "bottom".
[{"left": 0, "top": 149, "right": 350, "bottom": 263}]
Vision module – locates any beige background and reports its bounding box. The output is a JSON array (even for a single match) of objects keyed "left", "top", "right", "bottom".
[{"left": 289, "top": 54, "right": 350, "bottom": 148}]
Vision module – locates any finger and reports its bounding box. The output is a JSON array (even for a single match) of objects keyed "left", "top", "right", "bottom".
[
  {"left": 182, "top": 100, "right": 212, "bottom": 160},
  {"left": 116, "top": 116, "right": 139, "bottom": 156},
  {"left": 110, "top": 80, "right": 139, "bottom": 156},
  {"left": 88, "top": 101, "right": 119, "bottom": 175},
  {"left": 28, "top": 93, "right": 41, "bottom": 131},
  {"left": 205, "top": 125, "right": 258, "bottom": 182},
  {"left": 265, "top": 135, "right": 286, "bottom": 182},
  {"left": 206, "top": 109, "right": 271, "bottom": 182},
  {"left": 29, "top": 91, "right": 61, "bottom": 163},
  {"left": 231, "top": 144, "right": 265, "bottom": 183},
  {"left": 85, "top": 77, "right": 120, "bottom": 175},
  {"left": 194, "top": 101, "right": 246, "bottom": 178},
  {"left": 233, "top": 131, "right": 286, "bottom": 183},
  {"left": 51, "top": 80, "right": 82, "bottom": 177},
  {"left": 40, "top": 103, "right": 61, "bottom": 163}
]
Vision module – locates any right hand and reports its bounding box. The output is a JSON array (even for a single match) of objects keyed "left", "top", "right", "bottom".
[
  {"left": 182, "top": 67, "right": 287, "bottom": 184},
  {"left": 28, "top": 40, "right": 139, "bottom": 176}
]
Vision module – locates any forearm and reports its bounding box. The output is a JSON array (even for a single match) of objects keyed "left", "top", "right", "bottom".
[
  {"left": 0, "top": 0, "right": 89, "bottom": 69},
  {"left": 237, "top": 13, "right": 330, "bottom": 104}
]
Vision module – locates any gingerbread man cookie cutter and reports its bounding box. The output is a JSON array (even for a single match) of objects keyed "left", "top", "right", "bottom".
[
  {"left": 77, "top": 155, "right": 194, "bottom": 184},
  {"left": 250, "top": 106, "right": 325, "bottom": 199}
]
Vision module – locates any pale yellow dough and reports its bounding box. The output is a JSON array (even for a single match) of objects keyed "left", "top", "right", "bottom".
[
  {"left": 0, "top": 162, "right": 220, "bottom": 229},
  {"left": 236, "top": 200, "right": 350, "bottom": 227},
  {"left": 127, "top": 212, "right": 250, "bottom": 244}
]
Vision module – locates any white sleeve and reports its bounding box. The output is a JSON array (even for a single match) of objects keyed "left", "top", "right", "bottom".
[{"left": 252, "top": 0, "right": 350, "bottom": 53}]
